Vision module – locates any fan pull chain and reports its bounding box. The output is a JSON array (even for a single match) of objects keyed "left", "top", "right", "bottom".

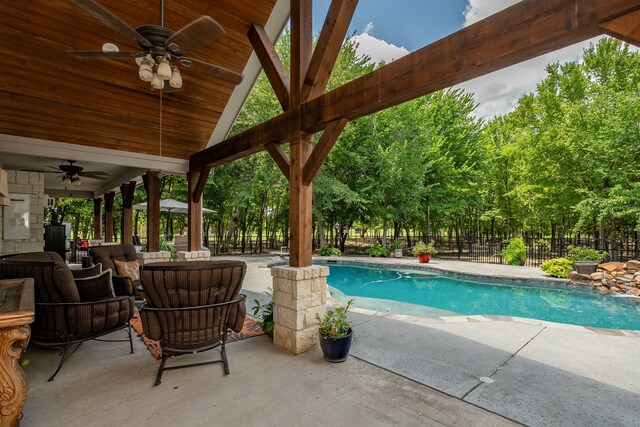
[{"left": 159, "top": 91, "right": 163, "bottom": 159}]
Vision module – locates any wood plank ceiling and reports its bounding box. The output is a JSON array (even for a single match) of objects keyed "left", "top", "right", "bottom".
[{"left": 0, "top": 0, "right": 277, "bottom": 160}]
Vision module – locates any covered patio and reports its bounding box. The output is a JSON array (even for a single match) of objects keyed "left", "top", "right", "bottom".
[{"left": 1, "top": 0, "right": 640, "bottom": 425}]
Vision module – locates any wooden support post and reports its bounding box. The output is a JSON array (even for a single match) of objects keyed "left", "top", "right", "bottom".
[
  {"left": 142, "top": 171, "right": 160, "bottom": 252},
  {"left": 104, "top": 191, "right": 115, "bottom": 242},
  {"left": 187, "top": 170, "right": 203, "bottom": 251},
  {"left": 92, "top": 197, "right": 102, "bottom": 240},
  {"left": 120, "top": 181, "right": 135, "bottom": 245}
]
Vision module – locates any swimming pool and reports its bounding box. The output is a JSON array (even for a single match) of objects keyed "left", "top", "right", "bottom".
[{"left": 323, "top": 263, "right": 640, "bottom": 331}]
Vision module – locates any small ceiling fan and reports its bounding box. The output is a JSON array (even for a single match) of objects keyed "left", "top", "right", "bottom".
[
  {"left": 25, "top": 160, "right": 109, "bottom": 187},
  {"left": 67, "top": 0, "right": 243, "bottom": 90}
]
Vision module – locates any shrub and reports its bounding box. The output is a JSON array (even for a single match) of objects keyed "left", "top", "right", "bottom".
[
  {"left": 540, "top": 258, "right": 573, "bottom": 278},
  {"left": 567, "top": 245, "right": 609, "bottom": 262},
  {"left": 411, "top": 241, "right": 438, "bottom": 256},
  {"left": 315, "top": 299, "right": 354, "bottom": 338},
  {"left": 318, "top": 246, "right": 342, "bottom": 256},
  {"left": 501, "top": 238, "right": 527, "bottom": 266},
  {"left": 366, "top": 243, "right": 390, "bottom": 257}
]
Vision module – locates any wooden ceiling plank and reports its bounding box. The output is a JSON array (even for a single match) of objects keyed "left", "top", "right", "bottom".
[{"left": 599, "top": 9, "right": 640, "bottom": 46}]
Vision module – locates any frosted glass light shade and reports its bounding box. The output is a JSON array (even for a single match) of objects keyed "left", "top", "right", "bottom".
[
  {"left": 169, "top": 67, "right": 182, "bottom": 88},
  {"left": 151, "top": 72, "right": 164, "bottom": 89},
  {"left": 139, "top": 60, "right": 153, "bottom": 82},
  {"left": 157, "top": 60, "right": 172, "bottom": 80}
]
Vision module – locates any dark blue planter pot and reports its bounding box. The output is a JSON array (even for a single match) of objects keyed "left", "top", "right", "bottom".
[{"left": 319, "top": 328, "right": 353, "bottom": 362}]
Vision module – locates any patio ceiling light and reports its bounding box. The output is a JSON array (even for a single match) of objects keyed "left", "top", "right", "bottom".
[
  {"left": 62, "top": 174, "right": 81, "bottom": 187},
  {"left": 137, "top": 55, "right": 182, "bottom": 89}
]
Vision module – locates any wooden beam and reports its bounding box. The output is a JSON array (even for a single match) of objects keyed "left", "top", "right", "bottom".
[
  {"left": 92, "top": 197, "right": 102, "bottom": 240},
  {"left": 189, "top": 0, "right": 640, "bottom": 170},
  {"left": 302, "top": 0, "right": 359, "bottom": 102},
  {"left": 302, "top": 118, "right": 348, "bottom": 185},
  {"left": 187, "top": 170, "right": 203, "bottom": 251},
  {"left": 599, "top": 9, "right": 640, "bottom": 46},
  {"left": 192, "top": 167, "right": 211, "bottom": 203},
  {"left": 265, "top": 143, "right": 290, "bottom": 179},
  {"left": 120, "top": 181, "right": 135, "bottom": 245},
  {"left": 290, "top": 0, "right": 313, "bottom": 107},
  {"left": 104, "top": 191, "right": 115, "bottom": 242},
  {"left": 248, "top": 24, "right": 291, "bottom": 110},
  {"left": 143, "top": 171, "right": 160, "bottom": 252}
]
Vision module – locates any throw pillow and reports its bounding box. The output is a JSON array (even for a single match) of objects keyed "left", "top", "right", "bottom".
[
  {"left": 114, "top": 259, "right": 141, "bottom": 282},
  {"left": 71, "top": 263, "right": 102, "bottom": 279},
  {"left": 75, "top": 269, "right": 115, "bottom": 302}
]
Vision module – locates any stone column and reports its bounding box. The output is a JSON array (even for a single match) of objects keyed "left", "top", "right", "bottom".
[{"left": 272, "top": 265, "right": 329, "bottom": 354}]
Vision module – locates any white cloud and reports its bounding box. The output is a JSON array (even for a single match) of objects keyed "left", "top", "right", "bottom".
[
  {"left": 350, "top": 22, "right": 409, "bottom": 65},
  {"left": 458, "top": 0, "right": 598, "bottom": 119}
]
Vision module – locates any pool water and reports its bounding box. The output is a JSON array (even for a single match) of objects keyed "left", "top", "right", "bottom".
[{"left": 324, "top": 264, "right": 640, "bottom": 331}]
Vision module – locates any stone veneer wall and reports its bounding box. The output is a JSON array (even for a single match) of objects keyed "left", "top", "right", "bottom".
[
  {"left": 0, "top": 170, "right": 45, "bottom": 256},
  {"left": 177, "top": 249, "right": 211, "bottom": 261},
  {"left": 568, "top": 260, "right": 640, "bottom": 296}
]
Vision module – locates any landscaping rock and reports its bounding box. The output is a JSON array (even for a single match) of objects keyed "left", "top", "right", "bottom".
[
  {"left": 598, "top": 262, "right": 625, "bottom": 272},
  {"left": 568, "top": 272, "right": 593, "bottom": 285},
  {"left": 623, "top": 260, "right": 640, "bottom": 271}
]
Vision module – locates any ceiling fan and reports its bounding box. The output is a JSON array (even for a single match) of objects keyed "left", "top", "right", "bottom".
[
  {"left": 67, "top": 0, "right": 243, "bottom": 90},
  {"left": 26, "top": 161, "right": 109, "bottom": 187}
]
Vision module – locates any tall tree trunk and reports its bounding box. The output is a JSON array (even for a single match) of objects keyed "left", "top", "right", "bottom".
[
  {"left": 382, "top": 220, "right": 388, "bottom": 248},
  {"left": 318, "top": 216, "right": 326, "bottom": 247}
]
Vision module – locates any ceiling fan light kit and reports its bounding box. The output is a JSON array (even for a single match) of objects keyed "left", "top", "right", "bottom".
[{"left": 68, "top": 0, "right": 243, "bottom": 91}]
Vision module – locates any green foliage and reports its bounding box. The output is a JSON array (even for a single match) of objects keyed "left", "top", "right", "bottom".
[
  {"left": 566, "top": 245, "right": 609, "bottom": 262},
  {"left": 411, "top": 241, "right": 437, "bottom": 256},
  {"left": 318, "top": 246, "right": 342, "bottom": 256},
  {"left": 315, "top": 299, "right": 354, "bottom": 338},
  {"left": 251, "top": 289, "right": 274, "bottom": 336},
  {"left": 501, "top": 238, "right": 528, "bottom": 265},
  {"left": 366, "top": 244, "right": 390, "bottom": 257},
  {"left": 393, "top": 240, "right": 402, "bottom": 249},
  {"left": 540, "top": 258, "right": 574, "bottom": 278}
]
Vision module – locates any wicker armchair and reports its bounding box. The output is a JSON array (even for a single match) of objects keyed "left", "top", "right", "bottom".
[
  {"left": 140, "top": 261, "right": 247, "bottom": 385},
  {"left": 89, "top": 244, "right": 138, "bottom": 296},
  {"left": 0, "top": 252, "right": 135, "bottom": 381}
]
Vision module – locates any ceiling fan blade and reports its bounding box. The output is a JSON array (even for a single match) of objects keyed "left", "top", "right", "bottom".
[
  {"left": 79, "top": 171, "right": 108, "bottom": 176},
  {"left": 180, "top": 57, "right": 243, "bottom": 86},
  {"left": 166, "top": 16, "right": 225, "bottom": 55},
  {"left": 70, "top": 0, "right": 152, "bottom": 49},
  {"left": 21, "top": 169, "right": 60, "bottom": 174},
  {"left": 68, "top": 50, "right": 145, "bottom": 59}
]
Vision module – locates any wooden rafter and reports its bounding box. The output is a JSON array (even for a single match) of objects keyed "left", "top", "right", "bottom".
[
  {"left": 266, "top": 143, "right": 290, "bottom": 178},
  {"left": 249, "top": 24, "right": 291, "bottom": 110},
  {"left": 302, "top": 0, "right": 359, "bottom": 102},
  {"left": 302, "top": 118, "right": 348, "bottom": 185},
  {"left": 599, "top": 9, "right": 640, "bottom": 46},
  {"left": 191, "top": 0, "right": 640, "bottom": 170},
  {"left": 192, "top": 167, "right": 211, "bottom": 203}
]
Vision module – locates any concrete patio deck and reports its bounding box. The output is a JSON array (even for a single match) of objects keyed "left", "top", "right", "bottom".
[{"left": 21, "top": 256, "right": 640, "bottom": 426}]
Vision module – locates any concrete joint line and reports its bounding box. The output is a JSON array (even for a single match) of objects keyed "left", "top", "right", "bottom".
[{"left": 461, "top": 326, "right": 547, "bottom": 400}]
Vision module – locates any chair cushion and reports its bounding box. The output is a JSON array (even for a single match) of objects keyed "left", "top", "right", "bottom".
[
  {"left": 71, "top": 263, "right": 102, "bottom": 279},
  {"left": 114, "top": 259, "right": 140, "bottom": 282},
  {"left": 75, "top": 269, "right": 115, "bottom": 302}
]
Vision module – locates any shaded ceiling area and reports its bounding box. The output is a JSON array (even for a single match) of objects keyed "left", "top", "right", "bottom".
[{"left": 0, "top": 0, "right": 278, "bottom": 160}]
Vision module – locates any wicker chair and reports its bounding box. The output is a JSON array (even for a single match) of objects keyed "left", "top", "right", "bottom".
[
  {"left": 0, "top": 252, "right": 135, "bottom": 381},
  {"left": 89, "top": 244, "right": 138, "bottom": 296},
  {"left": 140, "top": 261, "right": 247, "bottom": 385}
]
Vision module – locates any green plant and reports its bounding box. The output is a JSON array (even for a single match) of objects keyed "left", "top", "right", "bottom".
[
  {"left": 540, "top": 258, "right": 574, "bottom": 278},
  {"left": 501, "top": 238, "right": 527, "bottom": 265},
  {"left": 411, "top": 241, "right": 437, "bottom": 256},
  {"left": 366, "top": 243, "right": 390, "bottom": 257},
  {"left": 319, "top": 246, "right": 342, "bottom": 256},
  {"left": 567, "top": 245, "right": 609, "bottom": 262},
  {"left": 393, "top": 240, "right": 402, "bottom": 249},
  {"left": 251, "top": 288, "right": 274, "bottom": 336},
  {"left": 534, "top": 239, "right": 551, "bottom": 252},
  {"left": 315, "top": 299, "right": 354, "bottom": 338},
  {"left": 159, "top": 235, "right": 178, "bottom": 261}
]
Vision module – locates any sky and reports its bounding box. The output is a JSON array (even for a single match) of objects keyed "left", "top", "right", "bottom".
[{"left": 311, "top": 0, "right": 603, "bottom": 119}]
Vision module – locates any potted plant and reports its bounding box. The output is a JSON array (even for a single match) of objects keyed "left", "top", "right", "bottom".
[
  {"left": 567, "top": 245, "right": 609, "bottom": 275},
  {"left": 366, "top": 243, "right": 390, "bottom": 258},
  {"left": 251, "top": 289, "right": 274, "bottom": 338},
  {"left": 315, "top": 299, "right": 354, "bottom": 363},
  {"left": 411, "top": 241, "right": 437, "bottom": 263},
  {"left": 501, "top": 238, "right": 527, "bottom": 266},
  {"left": 393, "top": 240, "right": 403, "bottom": 258}
]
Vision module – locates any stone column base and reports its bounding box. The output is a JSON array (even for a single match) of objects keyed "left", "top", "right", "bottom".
[{"left": 272, "top": 265, "right": 329, "bottom": 355}]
